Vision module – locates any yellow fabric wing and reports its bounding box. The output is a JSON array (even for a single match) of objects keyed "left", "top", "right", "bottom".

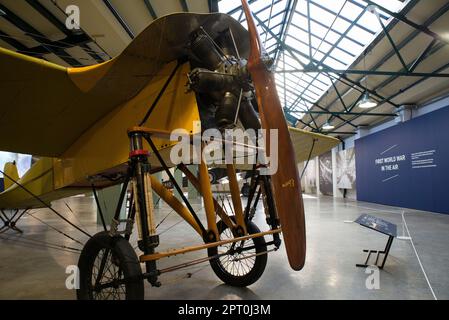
[
  {"left": 0, "top": 13, "right": 248, "bottom": 158},
  {"left": 289, "top": 127, "right": 340, "bottom": 162},
  {"left": 0, "top": 44, "right": 156, "bottom": 157}
]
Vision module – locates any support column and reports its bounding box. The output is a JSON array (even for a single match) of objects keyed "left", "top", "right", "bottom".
[
  {"left": 396, "top": 104, "right": 415, "bottom": 123},
  {"left": 332, "top": 147, "right": 343, "bottom": 198},
  {"left": 357, "top": 127, "right": 370, "bottom": 139},
  {"left": 315, "top": 157, "right": 320, "bottom": 196}
]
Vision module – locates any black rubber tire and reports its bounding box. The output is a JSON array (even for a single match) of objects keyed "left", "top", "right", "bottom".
[
  {"left": 208, "top": 218, "right": 268, "bottom": 287},
  {"left": 77, "top": 231, "right": 144, "bottom": 300},
  {"left": 209, "top": 171, "right": 218, "bottom": 185},
  {"left": 241, "top": 183, "right": 250, "bottom": 197}
]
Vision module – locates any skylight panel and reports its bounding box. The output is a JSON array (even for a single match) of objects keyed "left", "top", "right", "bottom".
[
  {"left": 304, "top": 89, "right": 322, "bottom": 100},
  {"left": 309, "top": 5, "right": 336, "bottom": 28},
  {"left": 292, "top": 106, "right": 309, "bottom": 117},
  {"left": 284, "top": 76, "right": 302, "bottom": 88},
  {"left": 284, "top": 51, "right": 307, "bottom": 68},
  {"left": 264, "top": 37, "right": 278, "bottom": 50},
  {"left": 287, "top": 33, "right": 325, "bottom": 55},
  {"left": 337, "top": 38, "right": 363, "bottom": 55},
  {"left": 339, "top": 2, "right": 364, "bottom": 21},
  {"left": 250, "top": 0, "right": 272, "bottom": 12},
  {"left": 230, "top": 11, "right": 242, "bottom": 21},
  {"left": 316, "top": 73, "right": 332, "bottom": 86},
  {"left": 256, "top": 2, "right": 283, "bottom": 22},
  {"left": 279, "top": 88, "right": 295, "bottom": 102},
  {"left": 218, "top": 0, "right": 241, "bottom": 13},
  {"left": 237, "top": 0, "right": 285, "bottom": 24},
  {"left": 264, "top": 11, "right": 285, "bottom": 27},
  {"left": 300, "top": 90, "right": 321, "bottom": 102},
  {"left": 297, "top": 100, "right": 311, "bottom": 109},
  {"left": 312, "top": 78, "right": 331, "bottom": 91},
  {"left": 346, "top": 25, "right": 375, "bottom": 42},
  {"left": 292, "top": 14, "right": 308, "bottom": 30},
  {"left": 332, "top": 17, "right": 352, "bottom": 34},
  {"left": 283, "top": 82, "right": 303, "bottom": 95},
  {"left": 324, "top": 56, "right": 347, "bottom": 69},
  {"left": 329, "top": 47, "right": 354, "bottom": 65},
  {"left": 354, "top": 0, "right": 405, "bottom": 13},
  {"left": 301, "top": 73, "right": 317, "bottom": 83},
  {"left": 287, "top": 78, "right": 323, "bottom": 96},
  {"left": 218, "top": 0, "right": 408, "bottom": 124},
  {"left": 307, "top": 19, "right": 327, "bottom": 34},
  {"left": 357, "top": 10, "right": 384, "bottom": 33},
  {"left": 260, "top": 22, "right": 283, "bottom": 38},
  {"left": 271, "top": 24, "right": 282, "bottom": 34},
  {"left": 295, "top": 78, "right": 325, "bottom": 94},
  {"left": 310, "top": 37, "right": 332, "bottom": 53},
  {"left": 285, "top": 36, "right": 309, "bottom": 56},
  {"left": 319, "top": 0, "right": 346, "bottom": 14}
]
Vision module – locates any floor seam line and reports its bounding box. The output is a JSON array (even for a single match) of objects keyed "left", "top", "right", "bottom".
[{"left": 402, "top": 213, "right": 437, "bottom": 300}]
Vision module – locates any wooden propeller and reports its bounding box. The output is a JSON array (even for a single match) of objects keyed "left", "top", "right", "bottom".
[{"left": 241, "top": 0, "right": 306, "bottom": 270}]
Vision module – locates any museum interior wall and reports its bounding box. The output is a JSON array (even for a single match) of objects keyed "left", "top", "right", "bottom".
[
  {"left": 300, "top": 94, "right": 449, "bottom": 214},
  {"left": 356, "top": 105, "right": 449, "bottom": 214}
]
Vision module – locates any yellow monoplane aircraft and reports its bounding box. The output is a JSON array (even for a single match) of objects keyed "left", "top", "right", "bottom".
[{"left": 0, "top": 1, "right": 338, "bottom": 299}]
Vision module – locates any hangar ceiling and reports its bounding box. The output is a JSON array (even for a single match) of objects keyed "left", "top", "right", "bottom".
[{"left": 1, "top": 0, "right": 449, "bottom": 139}]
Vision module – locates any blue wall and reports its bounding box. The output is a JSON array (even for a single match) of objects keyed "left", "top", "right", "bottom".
[{"left": 355, "top": 106, "right": 449, "bottom": 214}]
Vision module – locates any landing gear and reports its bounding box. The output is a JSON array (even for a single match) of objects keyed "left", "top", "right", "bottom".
[
  {"left": 76, "top": 125, "right": 281, "bottom": 300},
  {"left": 208, "top": 218, "right": 268, "bottom": 287},
  {"left": 77, "top": 232, "right": 144, "bottom": 300}
]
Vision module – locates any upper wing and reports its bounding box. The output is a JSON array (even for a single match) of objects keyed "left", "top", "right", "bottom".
[
  {"left": 0, "top": 13, "right": 248, "bottom": 157},
  {"left": 214, "top": 127, "right": 339, "bottom": 170},
  {"left": 289, "top": 127, "right": 340, "bottom": 162}
]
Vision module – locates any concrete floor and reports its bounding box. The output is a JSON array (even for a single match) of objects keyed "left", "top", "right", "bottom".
[{"left": 0, "top": 193, "right": 448, "bottom": 300}]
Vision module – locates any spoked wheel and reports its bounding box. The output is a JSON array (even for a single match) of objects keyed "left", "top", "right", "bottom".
[
  {"left": 77, "top": 232, "right": 144, "bottom": 300},
  {"left": 208, "top": 217, "right": 268, "bottom": 287}
]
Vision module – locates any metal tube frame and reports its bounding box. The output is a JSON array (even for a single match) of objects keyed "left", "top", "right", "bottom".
[{"left": 99, "top": 126, "right": 281, "bottom": 288}]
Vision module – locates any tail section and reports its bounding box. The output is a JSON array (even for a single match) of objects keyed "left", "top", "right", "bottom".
[{"left": 3, "top": 161, "right": 20, "bottom": 190}]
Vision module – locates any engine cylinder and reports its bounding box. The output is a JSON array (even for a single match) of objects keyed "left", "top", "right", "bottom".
[
  {"left": 239, "top": 100, "right": 261, "bottom": 130},
  {"left": 189, "top": 69, "right": 234, "bottom": 93},
  {"left": 190, "top": 32, "right": 223, "bottom": 70},
  {"left": 216, "top": 92, "right": 238, "bottom": 128}
]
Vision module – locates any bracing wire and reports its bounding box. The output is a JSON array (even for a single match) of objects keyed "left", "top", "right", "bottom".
[
  {"left": 155, "top": 204, "right": 174, "bottom": 230},
  {"left": 300, "top": 138, "right": 317, "bottom": 179},
  {"left": 0, "top": 232, "right": 81, "bottom": 254},
  {"left": 64, "top": 202, "right": 93, "bottom": 235},
  {"left": 0, "top": 169, "right": 92, "bottom": 239},
  {"left": 263, "top": 0, "right": 276, "bottom": 47},
  {"left": 26, "top": 211, "right": 85, "bottom": 246}
]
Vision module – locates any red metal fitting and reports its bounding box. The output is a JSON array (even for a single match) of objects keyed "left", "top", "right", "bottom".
[{"left": 129, "top": 149, "right": 149, "bottom": 158}]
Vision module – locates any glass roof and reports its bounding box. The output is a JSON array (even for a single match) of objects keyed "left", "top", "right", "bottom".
[{"left": 218, "top": 0, "right": 408, "bottom": 125}]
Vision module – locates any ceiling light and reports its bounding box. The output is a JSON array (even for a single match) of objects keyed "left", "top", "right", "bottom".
[
  {"left": 322, "top": 122, "right": 335, "bottom": 130},
  {"left": 357, "top": 92, "right": 378, "bottom": 109}
]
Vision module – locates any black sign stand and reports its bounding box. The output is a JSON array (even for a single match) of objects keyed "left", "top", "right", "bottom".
[{"left": 355, "top": 214, "right": 397, "bottom": 269}]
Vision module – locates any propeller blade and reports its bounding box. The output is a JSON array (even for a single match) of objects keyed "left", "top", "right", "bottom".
[{"left": 241, "top": 0, "right": 306, "bottom": 270}]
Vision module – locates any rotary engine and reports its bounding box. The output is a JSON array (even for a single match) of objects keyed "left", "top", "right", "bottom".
[{"left": 187, "top": 28, "right": 261, "bottom": 131}]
